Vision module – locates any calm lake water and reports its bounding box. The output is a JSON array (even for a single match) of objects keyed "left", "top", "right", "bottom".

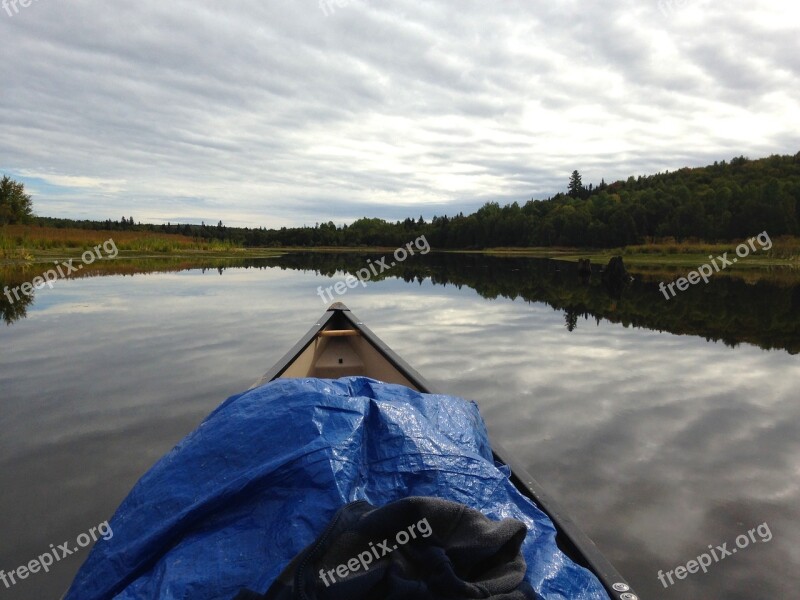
[{"left": 1, "top": 253, "right": 799, "bottom": 599}]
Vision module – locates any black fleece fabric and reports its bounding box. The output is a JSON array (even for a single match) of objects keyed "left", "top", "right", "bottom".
[{"left": 234, "top": 496, "right": 539, "bottom": 600}]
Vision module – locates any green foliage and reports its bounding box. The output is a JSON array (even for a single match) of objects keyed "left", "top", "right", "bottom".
[
  {"left": 14, "top": 151, "right": 800, "bottom": 249},
  {"left": 0, "top": 176, "right": 34, "bottom": 225},
  {"left": 239, "top": 152, "right": 800, "bottom": 248}
]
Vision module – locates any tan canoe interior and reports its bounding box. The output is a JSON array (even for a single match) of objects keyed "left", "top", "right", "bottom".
[{"left": 279, "top": 325, "right": 420, "bottom": 390}]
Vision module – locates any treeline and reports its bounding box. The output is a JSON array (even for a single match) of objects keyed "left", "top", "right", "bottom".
[
  {"left": 34, "top": 215, "right": 222, "bottom": 238},
  {"left": 15, "top": 151, "right": 800, "bottom": 248}
]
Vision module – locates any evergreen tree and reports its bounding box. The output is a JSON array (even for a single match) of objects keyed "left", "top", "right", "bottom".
[{"left": 568, "top": 170, "right": 583, "bottom": 198}]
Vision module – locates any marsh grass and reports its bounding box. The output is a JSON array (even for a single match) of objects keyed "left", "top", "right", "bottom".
[
  {"left": 479, "top": 237, "right": 800, "bottom": 269},
  {"left": 623, "top": 236, "right": 800, "bottom": 260},
  {"left": 0, "top": 224, "right": 221, "bottom": 257}
]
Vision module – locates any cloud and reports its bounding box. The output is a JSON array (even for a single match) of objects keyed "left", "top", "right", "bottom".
[{"left": 0, "top": 0, "right": 797, "bottom": 226}]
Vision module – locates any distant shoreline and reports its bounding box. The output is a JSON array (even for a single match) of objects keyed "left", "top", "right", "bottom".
[{"left": 2, "top": 224, "right": 798, "bottom": 273}]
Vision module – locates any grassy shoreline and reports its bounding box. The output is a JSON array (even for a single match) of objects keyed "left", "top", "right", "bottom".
[
  {"left": 3, "top": 224, "right": 799, "bottom": 271},
  {"left": 477, "top": 248, "right": 799, "bottom": 268},
  {"left": 453, "top": 237, "right": 800, "bottom": 268}
]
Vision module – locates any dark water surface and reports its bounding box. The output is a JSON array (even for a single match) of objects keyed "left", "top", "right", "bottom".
[{"left": 1, "top": 254, "right": 798, "bottom": 599}]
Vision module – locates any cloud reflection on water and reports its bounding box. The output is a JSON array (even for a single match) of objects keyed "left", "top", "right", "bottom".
[{"left": 0, "top": 265, "right": 798, "bottom": 598}]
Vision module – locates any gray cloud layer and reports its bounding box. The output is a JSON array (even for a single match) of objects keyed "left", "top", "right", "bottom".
[{"left": 1, "top": 0, "right": 798, "bottom": 226}]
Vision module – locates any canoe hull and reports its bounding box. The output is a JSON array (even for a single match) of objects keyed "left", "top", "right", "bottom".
[{"left": 254, "top": 303, "right": 639, "bottom": 600}]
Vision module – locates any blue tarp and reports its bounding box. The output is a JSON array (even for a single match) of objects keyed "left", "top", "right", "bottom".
[{"left": 65, "top": 377, "right": 609, "bottom": 600}]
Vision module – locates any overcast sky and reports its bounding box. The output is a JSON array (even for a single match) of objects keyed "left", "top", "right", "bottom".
[{"left": 1, "top": 0, "right": 798, "bottom": 228}]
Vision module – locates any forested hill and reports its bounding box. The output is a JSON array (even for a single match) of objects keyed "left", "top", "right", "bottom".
[{"left": 29, "top": 152, "right": 800, "bottom": 249}]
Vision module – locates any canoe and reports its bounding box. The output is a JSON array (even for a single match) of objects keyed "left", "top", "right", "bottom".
[
  {"left": 65, "top": 301, "right": 640, "bottom": 599},
  {"left": 252, "top": 302, "right": 640, "bottom": 600}
]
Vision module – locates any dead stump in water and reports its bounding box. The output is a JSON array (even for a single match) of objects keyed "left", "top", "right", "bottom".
[
  {"left": 601, "top": 256, "right": 631, "bottom": 298},
  {"left": 577, "top": 258, "right": 592, "bottom": 279}
]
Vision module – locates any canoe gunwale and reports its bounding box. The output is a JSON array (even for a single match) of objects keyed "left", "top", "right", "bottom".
[{"left": 254, "top": 303, "right": 639, "bottom": 600}]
